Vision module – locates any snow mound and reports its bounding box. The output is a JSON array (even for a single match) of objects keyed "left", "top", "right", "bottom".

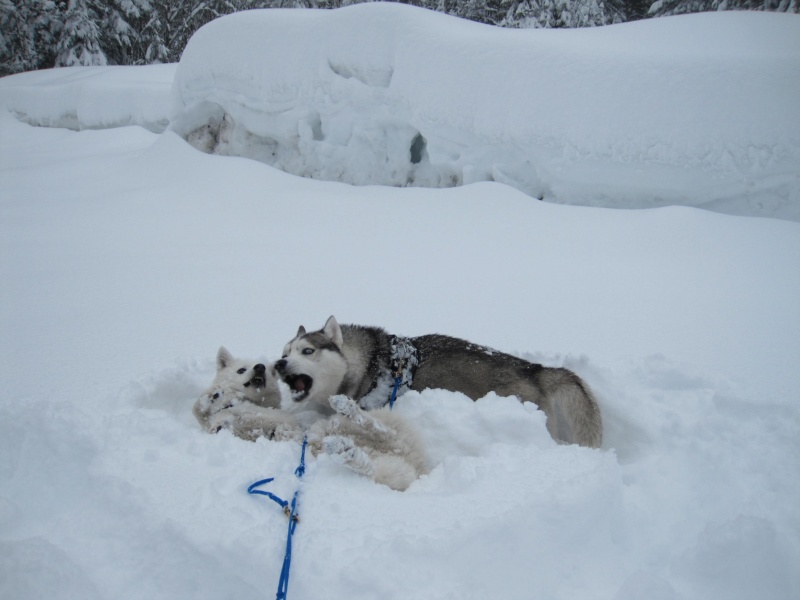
[
  {"left": 0, "top": 64, "right": 175, "bottom": 132},
  {"left": 172, "top": 4, "right": 800, "bottom": 219}
]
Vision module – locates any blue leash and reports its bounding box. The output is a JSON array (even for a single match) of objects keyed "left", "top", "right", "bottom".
[
  {"left": 248, "top": 436, "right": 308, "bottom": 600},
  {"left": 388, "top": 374, "right": 402, "bottom": 410},
  {"left": 249, "top": 371, "right": 398, "bottom": 597},
  {"left": 388, "top": 356, "right": 411, "bottom": 411}
]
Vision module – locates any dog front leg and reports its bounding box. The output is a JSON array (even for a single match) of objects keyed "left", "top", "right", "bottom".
[
  {"left": 208, "top": 405, "right": 302, "bottom": 442},
  {"left": 328, "top": 394, "right": 388, "bottom": 433}
]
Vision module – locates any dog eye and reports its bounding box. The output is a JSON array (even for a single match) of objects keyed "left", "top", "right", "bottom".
[
  {"left": 212, "top": 392, "right": 220, "bottom": 400},
  {"left": 302, "top": 348, "right": 315, "bottom": 356},
  {"left": 237, "top": 368, "right": 247, "bottom": 374}
]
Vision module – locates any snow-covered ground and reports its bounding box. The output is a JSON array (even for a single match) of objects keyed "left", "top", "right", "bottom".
[{"left": 1, "top": 5, "right": 799, "bottom": 600}]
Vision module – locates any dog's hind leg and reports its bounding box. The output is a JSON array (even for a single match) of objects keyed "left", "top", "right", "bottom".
[{"left": 322, "top": 435, "right": 375, "bottom": 477}]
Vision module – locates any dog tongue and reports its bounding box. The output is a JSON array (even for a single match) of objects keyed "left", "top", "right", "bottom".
[{"left": 293, "top": 378, "right": 306, "bottom": 392}]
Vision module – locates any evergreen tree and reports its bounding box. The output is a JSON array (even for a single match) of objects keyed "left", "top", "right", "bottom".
[
  {"left": 136, "top": 6, "right": 167, "bottom": 63},
  {"left": 0, "top": 0, "right": 34, "bottom": 74},
  {"left": 1, "top": 0, "right": 65, "bottom": 75},
  {"left": 623, "top": 0, "right": 652, "bottom": 19},
  {"left": 649, "top": 0, "right": 797, "bottom": 15},
  {"left": 501, "top": 0, "right": 616, "bottom": 27},
  {"left": 55, "top": 0, "right": 107, "bottom": 66},
  {"left": 98, "top": 0, "right": 152, "bottom": 65}
]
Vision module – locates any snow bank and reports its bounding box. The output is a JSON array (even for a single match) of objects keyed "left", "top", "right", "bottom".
[
  {"left": 0, "top": 64, "right": 175, "bottom": 132},
  {"left": 172, "top": 4, "right": 800, "bottom": 219},
  {"left": 2, "top": 5, "right": 798, "bottom": 220}
]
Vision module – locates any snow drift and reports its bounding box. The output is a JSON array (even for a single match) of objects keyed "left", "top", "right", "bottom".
[
  {"left": 171, "top": 4, "right": 800, "bottom": 219},
  {"left": 0, "top": 64, "right": 175, "bottom": 132}
]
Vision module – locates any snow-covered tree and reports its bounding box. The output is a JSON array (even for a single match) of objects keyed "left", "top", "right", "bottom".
[
  {"left": 135, "top": 6, "right": 167, "bottom": 63},
  {"left": 649, "top": 0, "right": 798, "bottom": 16},
  {"left": 97, "top": 0, "right": 152, "bottom": 65},
  {"left": 1, "top": 0, "right": 65, "bottom": 75},
  {"left": 623, "top": 0, "right": 651, "bottom": 19},
  {"left": 0, "top": 0, "right": 34, "bottom": 74},
  {"left": 55, "top": 0, "right": 106, "bottom": 66},
  {"left": 500, "top": 0, "right": 619, "bottom": 27}
]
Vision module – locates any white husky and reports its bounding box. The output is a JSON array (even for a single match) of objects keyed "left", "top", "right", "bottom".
[
  {"left": 192, "top": 346, "right": 284, "bottom": 432},
  {"left": 194, "top": 348, "right": 428, "bottom": 491}
]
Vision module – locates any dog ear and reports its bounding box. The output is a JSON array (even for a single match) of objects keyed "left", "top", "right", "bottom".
[
  {"left": 296, "top": 325, "right": 306, "bottom": 337},
  {"left": 323, "top": 315, "right": 344, "bottom": 347},
  {"left": 217, "top": 346, "right": 233, "bottom": 370}
]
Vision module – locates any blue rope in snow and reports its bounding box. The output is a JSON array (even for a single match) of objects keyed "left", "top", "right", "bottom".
[
  {"left": 388, "top": 374, "right": 402, "bottom": 410},
  {"left": 247, "top": 477, "right": 288, "bottom": 511},
  {"left": 388, "top": 356, "right": 410, "bottom": 411},
  {"left": 248, "top": 435, "right": 308, "bottom": 600}
]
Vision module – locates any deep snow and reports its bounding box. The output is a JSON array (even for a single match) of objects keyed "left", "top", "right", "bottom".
[{"left": 1, "top": 5, "right": 800, "bottom": 600}]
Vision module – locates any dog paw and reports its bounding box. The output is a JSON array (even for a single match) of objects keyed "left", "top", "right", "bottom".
[
  {"left": 329, "top": 394, "right": 359, "bottom": 417},
  {"left": 207, "top": 409, "right": 235, "bottom": 433},
  {"left": 269, "top": 421, "right": 304, "bottom": 442},
  {"left": 323, "top": 435, "right": 374, "bottom": 477},
  {"left": 194, "top": 389, "right": 237, "bottom": 421},
  {"left": 323, "top": 434, "right": 354, "bottom": 455}
]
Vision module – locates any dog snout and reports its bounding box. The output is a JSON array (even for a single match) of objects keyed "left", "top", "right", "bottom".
[
  {"left": 249, "top": 363, "right": 268, "bottom": 388},
  {"left": 274, "top": 359, "right": 287, "bottom": 373}
]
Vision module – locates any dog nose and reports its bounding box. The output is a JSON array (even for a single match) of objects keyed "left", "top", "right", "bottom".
[
  {"left": 254, "top": 363, "right": 266, "bottom": 374},
  {"left": 275, "top": 359, "right": 287, "bottom": 373}
]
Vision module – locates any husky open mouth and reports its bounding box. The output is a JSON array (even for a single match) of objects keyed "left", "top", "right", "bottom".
[{"left": 284, "top": 373, "right": 313, "bottom": 401}]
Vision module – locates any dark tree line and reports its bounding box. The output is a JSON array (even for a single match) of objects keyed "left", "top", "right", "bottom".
[
  {"left": 1, "top": 0, "right": 796, "bottom": 76},
  {"left": 647, "top": 0, "right": 796, "bottom": 16}
]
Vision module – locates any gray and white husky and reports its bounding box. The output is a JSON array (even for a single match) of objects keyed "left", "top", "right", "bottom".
[
  {"left": 276, "top": 316, "right": 603, "bottom": 448},
  {"left": 193, "top": 348, "right": 428, "bottom": 490}
]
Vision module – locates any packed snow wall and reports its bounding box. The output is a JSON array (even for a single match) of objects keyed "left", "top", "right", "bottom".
[{"left": 171, "top": 4, "right": 800, "bottom": 217}]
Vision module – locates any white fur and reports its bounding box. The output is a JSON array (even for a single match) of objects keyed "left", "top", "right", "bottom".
[
  {"left": 308, "top": 395, "right": 428, "bottom": 491},
  {"left": 208, "top": 403, "right": 303, "bottom": 442},
  {"left": 192, "top": 346, "right": 283, "bottom": 432}
]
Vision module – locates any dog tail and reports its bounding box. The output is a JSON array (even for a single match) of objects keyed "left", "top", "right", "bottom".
[{"left": 542, "top": 369, "right": 603, "bottom": 448}]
